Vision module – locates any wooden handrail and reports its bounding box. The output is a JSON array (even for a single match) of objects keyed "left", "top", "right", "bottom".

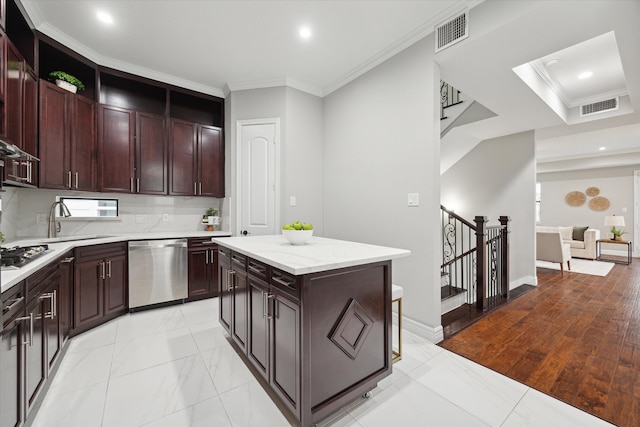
[{"left": 440, "top": 205, "right": 476, "bottom": 230}]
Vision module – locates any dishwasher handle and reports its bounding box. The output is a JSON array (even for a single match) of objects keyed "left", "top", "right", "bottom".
[{"left": 129, "top": 239, "right": 187, "bottom": 250}]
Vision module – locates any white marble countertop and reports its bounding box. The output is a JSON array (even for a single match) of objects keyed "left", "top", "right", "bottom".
[
  {"left": 1, "top": 231, "right": 232, "bottom": 293},
  {"left": 212, "top": 235, "right": 411, "bottom": 275}
]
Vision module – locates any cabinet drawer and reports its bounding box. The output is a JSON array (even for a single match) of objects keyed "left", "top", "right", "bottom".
[
  {"left": 2, "top": 281, "right": 25, "bottom": 325},
  {"left": 26, "top": 261, "right": 58, "bottom": 296},
  {"left": 75, "top": 242, "right": 127, "bottom": 261},
  {"left": 270, "top": 268, "right": 299, "bottom": 299},
  {"left": 188, "top": 237, "right": 218, "bottom": 249},
  {"left": 247, "top": 258, "right": 268, "bottom": 281},
  {"left": 218, "top": 246, "right": 231, "bottom": 265},
  {"left": 231, "top": 252, "right": 247, "bottom": 271}
]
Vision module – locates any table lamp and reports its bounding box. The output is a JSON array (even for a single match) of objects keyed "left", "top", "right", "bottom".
[{"left": 604, "top": 215, "right": 625, "bottom": 240}]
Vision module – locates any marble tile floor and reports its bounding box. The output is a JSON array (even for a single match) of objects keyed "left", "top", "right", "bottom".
[{"left": 31, "top": 298, "right": 613, "bottom": 427}]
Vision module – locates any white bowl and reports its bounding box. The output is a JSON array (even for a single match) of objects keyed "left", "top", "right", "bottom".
[{"left": 282, "top": 229, "right": 313, "bottom": 245}]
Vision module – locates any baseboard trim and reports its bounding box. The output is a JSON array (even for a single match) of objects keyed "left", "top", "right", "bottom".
[
  {"left": 402, "top": 316, "right": 444, "bottom": 344},
  {"left": 510, "top": 275, "right": 536, "bottom": 290}
]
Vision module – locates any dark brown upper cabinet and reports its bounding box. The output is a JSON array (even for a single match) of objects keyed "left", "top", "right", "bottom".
[
  {"left": 98, "top": 105, "right": 167, "bottom": 195},
  {"left": 39, "top": 80, "right": 97, "bottom": 191},
  {"left": 169, "top": 118, "right": 224, "bottom": 197}
]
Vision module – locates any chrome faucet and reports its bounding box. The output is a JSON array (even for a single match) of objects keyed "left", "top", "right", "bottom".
[{"left": 48, "top": 201, "right": 72, "bottom": 238}]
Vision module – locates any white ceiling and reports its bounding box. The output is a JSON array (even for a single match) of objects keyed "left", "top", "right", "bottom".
[{"left": 19, "top": 0, "right": 640, "bottom": 172}]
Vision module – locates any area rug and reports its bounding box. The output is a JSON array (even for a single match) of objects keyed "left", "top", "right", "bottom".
[{"left": 535, "top": 258, "right": 614, "bottom": 276}]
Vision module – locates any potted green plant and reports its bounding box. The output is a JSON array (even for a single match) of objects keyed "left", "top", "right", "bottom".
[
  {"left": 204, "top": 208, "right": 220, "bottom": 231},
  {"left": 610, "top": 226, "right": 627, "bottom": 241},
  {"left": 49, "top": 71, "right": 85, "bottom": 93}
]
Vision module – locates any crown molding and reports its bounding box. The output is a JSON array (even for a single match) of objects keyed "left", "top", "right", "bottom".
[
  {"left": 323, "top": 0, "right": 483, "bottom": 96},
  {"left": 226, "top": 77, "right": 323, "bottom": 98}
]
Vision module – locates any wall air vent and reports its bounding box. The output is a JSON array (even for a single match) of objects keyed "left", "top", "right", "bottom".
[
  {"left": 435, "top": 10, "right": 469, "bottom": 53},
  {"left": 581, "top": 98, "right": 619, "bottom": 116}
]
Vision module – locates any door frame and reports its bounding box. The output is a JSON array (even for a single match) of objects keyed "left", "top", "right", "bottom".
[{"left": 235, "top": 118, "right": 281, "bottom": 236}]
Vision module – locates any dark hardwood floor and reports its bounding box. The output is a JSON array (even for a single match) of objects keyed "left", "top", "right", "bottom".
[{"left": 440, "top": 259, "right": 640, "bottom": 427}]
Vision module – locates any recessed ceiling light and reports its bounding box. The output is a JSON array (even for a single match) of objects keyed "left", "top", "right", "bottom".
[
  {"left": 599, "top": 146, "right": 606, "bottom": 151},
  {"left": 299, "top": 26, "right": 312, "bottom": 39},
  {"left": 97, "top": 11, "right": 113, "bottom": 24},
  {"left": 578, "top": 71, "right": 593, "bottom": 80}
]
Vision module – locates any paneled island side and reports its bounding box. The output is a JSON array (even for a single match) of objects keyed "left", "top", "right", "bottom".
[{"left": 212, "top": 235, "right": 410, "bottom": 427}]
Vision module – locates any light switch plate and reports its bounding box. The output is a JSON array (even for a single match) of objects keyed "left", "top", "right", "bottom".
[
  {"left": 290, "top": 196, "right": 297, "bottom": 207},
  {"left": 408, "top": 193, "right": 419, "bottom": 207},
  {"left": 162, "top": 213, "right": 169, "bottom": 222}
]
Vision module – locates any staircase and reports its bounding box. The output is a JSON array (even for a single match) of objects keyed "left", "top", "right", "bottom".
[{"left": 440, "top": 205, "right": 511, "bottom": 334}]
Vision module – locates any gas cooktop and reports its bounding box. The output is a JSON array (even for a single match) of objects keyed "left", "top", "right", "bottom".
[{"left": 0, "top": 245, "right": 50, "bottom": 270}]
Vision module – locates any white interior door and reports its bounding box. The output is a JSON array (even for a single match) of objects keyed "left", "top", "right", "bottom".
[{"left": 237, "top": 119, "right": 279, "bottom": 236}]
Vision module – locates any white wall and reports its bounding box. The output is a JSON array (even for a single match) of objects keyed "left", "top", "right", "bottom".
[
  {"left": 1, "top": 186, "right": 223, "bottom": 242},
  {"left": 284, "top": 88, "right": 324, "bottom": 232},
  {"left": 323, "top": 36, "right": 443, "bottom": 341},
  {"left": 441, "top": 131, "right": 537, "bottom": 288},
  {"left": 537, "top": 166, "right": 638, "bottom": 254},
  {"left": 226, "top": 86, "right": 324, "bottom": 235}
]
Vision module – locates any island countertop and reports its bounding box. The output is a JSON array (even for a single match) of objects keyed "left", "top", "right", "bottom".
[{"left": 212, "top": 235, "right": 410, "bottom": 275}]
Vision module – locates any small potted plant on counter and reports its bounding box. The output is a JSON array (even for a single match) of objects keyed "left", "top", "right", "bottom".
[
  {"left": 49, "top": 71, "right": 85, "bottom": 93},
  {"left": 203, "top": 208, "right": 220, "bottom": 231}
]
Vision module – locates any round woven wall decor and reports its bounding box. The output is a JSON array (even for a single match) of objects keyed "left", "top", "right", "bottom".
[
  {"left": 565, "top": 191, "right": 586, "bottom": 206},
  {"left": 589, "top": 196, "right": 610, "bottom": 211},
  {"left": 586, "top": 187, "right": 600, "bottom": 197}
]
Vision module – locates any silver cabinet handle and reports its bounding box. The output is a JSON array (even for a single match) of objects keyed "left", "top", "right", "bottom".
[
  {"left": 199, "top": 182, "right": 202, "bottom": 195},
  {"left": 60, "top": 256, "right": 75, "bottom": 264},
  {"left": 4, "top": 296, "right": 24, "bottom": 311},
  {"left": 137, "top": 178, "right": 140, "bottom": 193},
  {"left": 27, "top": 162, "right": 32, "bottom": 183},
  {"left": 17, "top": 312, "right": 34, "bottom": 346},
  {"left": 107, "top": 260, "right": 112, "bottom": 278},
  {"left": 100, "top": 261, "right": 106, "bottom": 280},
  {"left": 52, "top": 289, "right": 57, "bottom": 319},
  {"left": 40, "top": 291, "right": 57, "bottom": 319},
  {"left": 262, "top": 291, "right": 267, "bottom": 318},
  {"left": 130, "top": 178, "right": 134, "bottom": 192},
  {"left": 266, "top": 294, "right": 274, "bottom": 319},
  {"left": 209, "top": 250, "right": 215, "bottom": 264},
  {"left": 75, "top": 172, "right": 79, "bottom": 188},
  {"left": 194, "top": 182, "right": 197, "bottom": 195},
  {"left": 68, "top": 170, "right": 72, "bottom": 188},
  {"left": 205, "top": 250, "right": 209, "bottom": 264},
  {"left": 272, "top": 275, "right": 295, "bottom": 288}
]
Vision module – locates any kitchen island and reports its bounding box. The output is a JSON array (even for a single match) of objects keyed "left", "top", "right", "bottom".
[{"left": 212, "top": 235, "right": 410, "bottom": 427}]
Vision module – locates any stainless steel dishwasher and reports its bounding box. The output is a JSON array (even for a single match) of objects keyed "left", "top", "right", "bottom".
[{"left": 128, "top": 239, "right": 188, "bottom": 310}]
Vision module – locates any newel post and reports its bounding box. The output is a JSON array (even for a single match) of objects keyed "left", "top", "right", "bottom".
[
  {"left": 474, "top": 216, "right": 487, "bottom": 311},
  {"left": 499, "top": 216, "right": 511, "bottom": 298}
]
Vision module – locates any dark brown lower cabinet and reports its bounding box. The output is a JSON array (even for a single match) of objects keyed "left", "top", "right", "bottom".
[
  {"left": 73, "top": 243, "right": 128, "bottom": 335},
  {"left": 218, "top": 247, "right": 233, "bottom": 332},
  {"left": 1, "top": 282, "right": 25, "bottom": 427},
  {"left": 187, "top": 238, "right": 218, "bottom": 301},
  {"left": 218, "top": 243, "right": 392, "bottom": 427},
  {"left": 248, "top": 274, "right": 300, "bottom": 416},
  {"left": 0, "top": 250, "right": 73, "bottom": 427}
]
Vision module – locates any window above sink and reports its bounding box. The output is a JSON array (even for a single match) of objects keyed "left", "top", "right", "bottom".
[{"left": 57, "top": 197, "right": 119, "bottom": 219}]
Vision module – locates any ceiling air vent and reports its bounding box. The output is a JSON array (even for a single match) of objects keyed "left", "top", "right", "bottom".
[
  {"left": 435, "top": 10, "right": 469, "bottom": 53},
  {"left": 581, "top": 98, "right": 619, "bottom": 117}
]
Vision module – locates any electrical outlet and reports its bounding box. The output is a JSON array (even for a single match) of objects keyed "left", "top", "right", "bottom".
[
  {"left": 36, "top": 213, "right": 48, "bottom": 225},
  {"left": 408, "top": 193, "right": 420, "bottom": 207},
  {"left": 162, "top": 213, "right": 169, "bottom": 222},
  {"left": 136, "top": 214, "right": 147, "bottom": 223}
]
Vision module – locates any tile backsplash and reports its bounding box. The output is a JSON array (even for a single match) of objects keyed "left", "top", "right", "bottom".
[{"left": 1, "top": 187, "right": 226, "bottom": 242}]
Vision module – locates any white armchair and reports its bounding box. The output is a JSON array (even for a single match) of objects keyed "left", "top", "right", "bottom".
[{"left": 536, "top": 232, "right": 572, "bottom": 274}]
